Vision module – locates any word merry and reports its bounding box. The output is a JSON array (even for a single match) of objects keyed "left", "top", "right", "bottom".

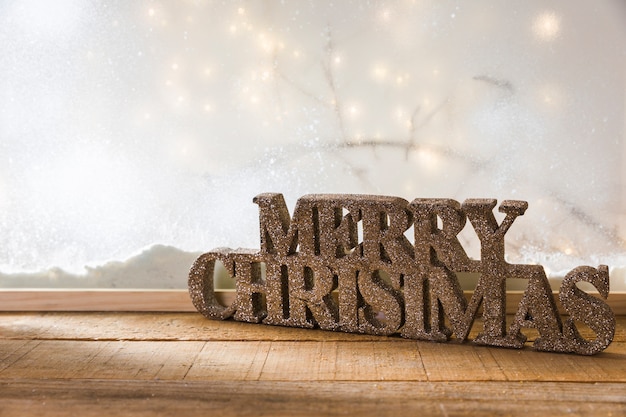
[{"left": 188, "top": 193, "right": 615, "bottom": 355}]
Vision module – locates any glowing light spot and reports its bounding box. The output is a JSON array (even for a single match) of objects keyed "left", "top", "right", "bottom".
[
  {"left": 536, "top": 84, "right": 563, "bottom": 111},
  {"left": 229, "top": 24, "right": 237, "bottom": 33},
  {"left": 148, "top": 8, "right": 156, "bottom": 17},
  {"left": 261, "top": 70, "right": 272, "bottom": 81},
  {"left": 372, "top": 65, "right": 388, "bottom": 81},
  {"left": 171, "top": 63, "right": 179, "bottom": 71},
  {"left": 412, "top": 147, "right": 440, "bottom": 171},
  {"left": 380, "top": 8, "right": 391, "bottom": 22},
  {"left": 533, "top": 11, "right": 561, "bottom": 41},
  {"left": 238, "top": 7, "right": 246, "bottom": 15},
  {"left": 258, "top": 33, "right": 277, "bottom": 53},
  {"left": 334, "top": 55, "right": 342, "bottom": 64}
]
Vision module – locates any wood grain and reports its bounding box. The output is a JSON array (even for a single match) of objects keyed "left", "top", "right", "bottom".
[
  {"left": 1, "top": 311, "right": 625, "bottom": 342},
  {"left": 1, "top": 312, "right": 625, "bottom": 416},
  {"left": 1, "top": 289, "right": 625, "bottom": 315},
  {"left": 0, "top": 379, "right": 625, "bottom": 417}
]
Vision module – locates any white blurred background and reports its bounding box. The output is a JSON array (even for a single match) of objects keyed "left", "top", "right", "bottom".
[{"left": 0, "top": 1, "right": 624, "bottom": 288}]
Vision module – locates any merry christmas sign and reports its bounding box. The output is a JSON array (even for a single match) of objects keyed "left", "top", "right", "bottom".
[{"left": 189, "top": 193, "right": 615, "bottom": 355}]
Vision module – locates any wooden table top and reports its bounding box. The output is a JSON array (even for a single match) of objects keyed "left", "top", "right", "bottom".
[{"left": 1, "top": 312, "right": 625, "bottom": 416}]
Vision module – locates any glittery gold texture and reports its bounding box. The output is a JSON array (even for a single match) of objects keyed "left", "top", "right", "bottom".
[{"left": 189, "top": 193, "right": 615, "bottom": 355}]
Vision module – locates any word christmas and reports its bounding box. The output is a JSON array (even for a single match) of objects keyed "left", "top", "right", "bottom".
[{"left": 189, "top": 193, "right": 615, "bottom": 355}]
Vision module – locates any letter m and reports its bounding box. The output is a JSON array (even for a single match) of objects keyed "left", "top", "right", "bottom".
[{"left": 253, "top": 193, "right": 317, "bottom": 256}]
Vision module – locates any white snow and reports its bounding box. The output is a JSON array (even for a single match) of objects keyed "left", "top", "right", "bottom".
[{"left": 0, "top": 1, "right": 624, "bottom": 290}]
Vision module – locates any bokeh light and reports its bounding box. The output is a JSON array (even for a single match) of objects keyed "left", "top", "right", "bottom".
[{"left": 0, "top": 0, "right": 624, "bottom": 288}]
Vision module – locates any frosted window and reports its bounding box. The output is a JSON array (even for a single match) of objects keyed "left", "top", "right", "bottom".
[{"left": 0, "top": 1, "right": 624, "bottom": 289}]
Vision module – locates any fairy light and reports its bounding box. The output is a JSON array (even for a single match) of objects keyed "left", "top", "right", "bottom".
[
  {"left": 258, "top": 32, "right": 273, "bottom": 52},
  {"left": 536, "top": 83, "right": 563, "bottom": 111},
  {"left": 532, "top": 11, "right": 561, "bottom": 41},
  {"left": 380, "top": 8, "right": 391, "bottom": 22},
  {"left": 395, "top": 74, "right": 407, "bottom": 85},
  {"left": 394, "top": 107, "right": 406, "bottom": 122},
  {"left": 412, "top": 147, "right": 441, "bottom": 172},
  {"left": 260, "top": 69, "right": 272, "bottom": 82},
  {"left": 372, "top": 65, "right": 388, "bottom": 82}
]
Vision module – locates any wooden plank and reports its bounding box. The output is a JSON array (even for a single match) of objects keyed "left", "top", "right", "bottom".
[
  {"left": 0, "top": 379, "right": 624, "bottom": 417},
  {"left": 227, "top": 340, "right": 430, "bottom": 381},
  {"left": 416, "top": 341, "right": 507, "bottom": 382},
  {"left": 0, "top": 289, "right": 199, "bottom": 312},
  {"left": 329, "top": 340, "right": 426, "bottom": 381},
  {"left": 0, "top": 312, "right": 383, "bottom": 342},
  {"left": 185, "top": 341, "right": 271, "bottom": 381},
  {"left": 490, "top": 342, "right": 626, "bottom": 382},
  {"left": 0, "top": 340, "right": 39, "bottom": 373},
  {"left": 75, "top": 340, "right": 206, "bottom": 380},
  {"left": 1, "top": 338, "right": 624, "bottom": 383},
  {"left": 2, "top": 312, "right": 625, "bottom": 344},
  {"left": 0, "top": 339, "right": 428, "bottom": 382},
  {"left": 0, "top": 340, "right": 205, "bottom": 380},
  {"left": 0, "top": 289, "right": 625, "bottom": 315}
]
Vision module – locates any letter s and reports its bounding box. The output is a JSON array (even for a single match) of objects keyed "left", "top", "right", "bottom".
[{"left": 559, "top": 265, "right": 615, "bottom": 355}]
